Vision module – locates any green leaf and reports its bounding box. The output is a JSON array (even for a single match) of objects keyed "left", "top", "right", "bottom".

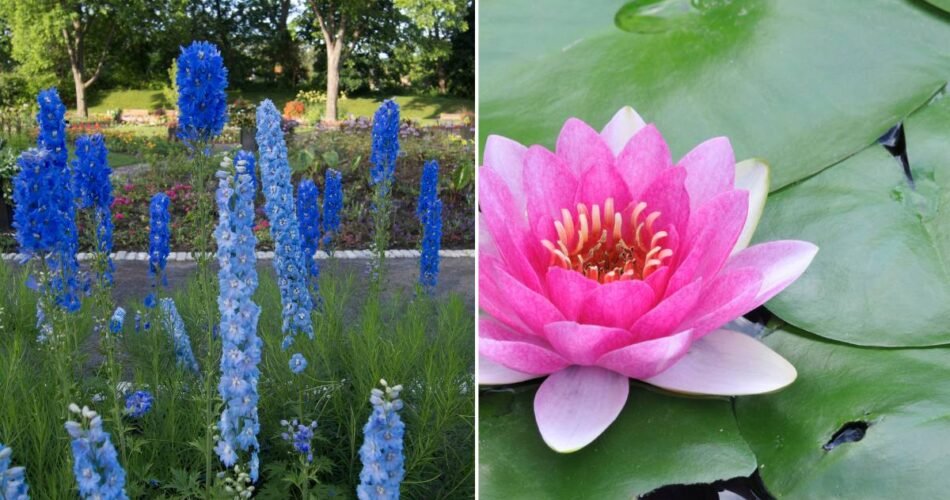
[
  {"left": 479, "top": 0, "right": 950, "bottom": 190},
  {"left": 735, "top": 327, "right": 950, "bottom": 498},
  {"left": 923, "top": 0, "right": 950, "bottom": 13},
  {"left": 754, "top": 93, "right": 950, "bottom": 346},
  {"left": 479, "top": 384, "right": 755, "bottom": 498}
]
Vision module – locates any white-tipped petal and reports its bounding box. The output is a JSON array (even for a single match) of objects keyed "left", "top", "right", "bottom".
[
  {"left": 534, "top": 366, "right": 629, "bottom": 453},
  {"left": 731, "top": 159, "right": 770, "bottom": 255},
  {"left": 478, "top": 354, "right": 542, "bottom": 385},
  {"left": 600, "top": 106, "right": 646, "bottom": 156},
  {"left": 644, "top": 329, "right": 796, "bottom": 396}
]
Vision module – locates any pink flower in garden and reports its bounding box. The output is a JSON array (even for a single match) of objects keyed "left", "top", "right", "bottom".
[
  {"left": 479, "top": 106, "right": 818, "bottom": 453},
  {"left": 114, "top": 213, "right": 125, "bottom": 221},
  {"left": 123, "top": 183, "right": 134, "bottom": 192}
]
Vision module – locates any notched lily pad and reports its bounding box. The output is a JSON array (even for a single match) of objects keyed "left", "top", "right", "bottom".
[
  {"left": 736, "top": 327, "right": 950, "bottom": 498},
  {"left": 755, "top": 93, "right": 950, "bottom": 346},
  {"left": 479, "top": 384, "right": 756, "bottom": 499}
]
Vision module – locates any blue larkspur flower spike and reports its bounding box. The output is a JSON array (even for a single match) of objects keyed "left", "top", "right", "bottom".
[
  {"left": 256, "top": 100, "right": 314, "bottom": 348},
  {"left": 37, "top": 88, "right": 67, "bottom": 168},
  {"left": 370, "top": 100, "right": 400, "bottom": 191},
  {"left": 176, "top": 41, "right": 229, "bottom": 147},
  {"left": 280, "top": 419, "right": 318, "bottom": 463},
  {"left": 110, "top": 307, "right": 126, "bottom": 334},
  {"left": 74, "top": 134, "right": 116, "bottom": 285},
  {"left": 214, "top": 164, "right": 262, "bottom": 482},
  {"left": 147, "top": 193, "right": 171, "bottom": 306},
  {"left": 289, "top": 353, "right": 307, "bottom": 374},
  {"left": 357, "top": 380, "right": 405, "bottom": 500},
  {"left": 0, "top": 442, "right": 30, "bottom": 499},
  {"left": 417, "top": 160, "right": 441, "bottom": 294},
  {"left": 233, "top": 150, "right": 257, "bottom": 194},
  {"left": 159, "top": 298, "right": 200, "bottom": 373},
  {"left": 124, "top": 391, "right": 153, "bottom": 418},
  {"left": 321, "top": 168, "right": 343, "bottom": 249},
  {"left": 296, "top": 178, "right": 321, "bottom": 284},
  {"left": 65, "top": 404, "right": 128, "bottom": 499}
]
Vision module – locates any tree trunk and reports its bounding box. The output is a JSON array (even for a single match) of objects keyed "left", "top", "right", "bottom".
[
  {"left": 72, "top": 68, "right": 88, "bottom": 118},
  {"left": 326, "top": 42, "right": 341, "bottom": 122},
  {"left": 437, "top": 63, "right": 447, "bottom": 95}
]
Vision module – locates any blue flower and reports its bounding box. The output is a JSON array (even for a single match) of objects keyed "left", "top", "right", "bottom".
[
  {"left": 124, "top": 391, "right": 153, "bottom": 418},
  {"left": 109, "top": 307, "right": 125, "bottom": 334},
  {"left": 0, "top": 442, "right": 30, "bottom": 499},
  {"left": 296, "top": 178, "right": 321, "bottom": 286},
  {"left": 256, "top": 100, "right": 314, "bottom": 348},
  {"left": 280, "top": 419, "right": 318, "bottom": 462},
  {"left": 37, "top": 88, "right": 67, "bottom": 168},
  {"left": 289, "top": 353, "right": 307, "bottom": 374},
  {"left": 73, "top": 134, "right": 115, "bottom": 285},
  {"left": 148, "top": 193, "right": 171, "bottom": 301},
  {"left": 176, "top": 41, "right": 228, "bottom": 146},
  {"left": 357, "top": 380, "right": 405, "bottom": 500},
  {"left": 159, "top": 298, "right": 200, "bottom": 373},
  {"left": 214, "top": 162, "right": 262, "bottom": 482},
  {"left": 370, "top": 100, "right": 400, "bottom": 190},
  {"left": 65, "top": 405, "right": 128, "bottom": 499},
  {"left": 321, "top": 168, "right": 343, "bottom": 249},
  {"left": 417, "top": 160, "right": 442, "bottom": 294},
  {"left": 234, "top": 150, "right": 257, "bottom": 194}
]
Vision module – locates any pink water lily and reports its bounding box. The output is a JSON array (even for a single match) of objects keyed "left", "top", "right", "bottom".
[{"left": 479, "top": 106, "right": 818, "bottom": 453}]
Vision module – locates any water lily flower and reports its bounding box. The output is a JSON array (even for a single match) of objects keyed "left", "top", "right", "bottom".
[{"left": 478, "top": 106, "right": 818, "bottom": 453}]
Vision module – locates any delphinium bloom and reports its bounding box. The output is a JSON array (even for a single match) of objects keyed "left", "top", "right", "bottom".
[
  {"left": 213, "top": 165, "right": 263, "bottom": 482},
  {"left": 369, "top": 100, "right": 400, "bottom": 191},
  {"left": 289, "top": 353, "right": 307, "bottom": 374},
  {"left": 357, "top": 380, "right": 405, "bottom": 500},
  {"left": 72, "top": 134, "right": 115, "bottom": 285},
  {"left": 416, "top": 160, "right": 442, "bottom": 294},
  {"left": 280, "top": 419, "right": 318, "bottom": 463},
  {"left": 176, "top": 41, "right": 229, "bottom": 147},
  {"left": 479, "top": 106, "right": 818, "bottom": 452},
  {"left": 110, "top": 307, "right": 126, "bottom": 334},
  {"left": 321, "top": 168, "right": 343, "bottom": 250},
  {"left": 296, "top": 179, "right": 321, "bottom": 287},
  {"left": 0, "top": 442, "right": 29, "bottom": 499},
  {"left": 256, "top": 100, "right": 314, "bottom": 349},
  {"left": 65, "top": 404, "right": 128, "bottom": 499},
  {"left": 124, "top": 390, "right": 153, "bottom": 418},
  {"left": 146, "top": 193, "right": 171, "bottom": 308},
  {"left": 159, "top": 298, "right": 200, "bottom": 373},
  {"left": 234, "top": 150, "right": 257, "bottom": 193}
]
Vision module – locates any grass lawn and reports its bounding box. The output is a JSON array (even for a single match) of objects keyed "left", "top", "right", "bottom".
[{"left": 85, "top": 89, "right": 472, "bottom": 124}]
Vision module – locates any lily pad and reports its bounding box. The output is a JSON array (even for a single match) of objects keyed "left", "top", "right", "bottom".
[
  {"left": 923, "top": 0, "right": 950, "bottom": 13},
  {"left": 754, "top": 93, "right": 950, "bottom": 346},
  {"left": 479, "top": 0, "right": 950, "bottom": 190},
  {"left": 479, "top": 384, "right": 756, "bottom": 498},
  {"left": 735, "top": 327, "right": 950, "bottom": 498}
]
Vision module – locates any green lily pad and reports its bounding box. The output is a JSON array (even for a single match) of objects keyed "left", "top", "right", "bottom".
[
  {"left": 479, "top": 384, "right": 756, "bottom": 498},
  {"left": 479, "top": 0, "right": 950, "bottom": 190},
  {"left": 736, "top": 327, "right": 950, "bottom": 498},
  {"left": 923, "top": 0, "right": 950, "bottom": 13},
  {"left": 754, "top": 93, "right": 950, "bottom": 346}
]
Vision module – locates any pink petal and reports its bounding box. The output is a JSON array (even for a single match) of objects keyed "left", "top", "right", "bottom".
[
  {"left": 555, "top": 118, "right": 615, "bottom": 177},
  {"left": 666, "top": 190, "right": 748, "bottom": 295},
  {"left": 595, "top": 329, "right": 694, "bottom": 379},
  {"left": 478, "top": 213, "right": 498, "bottom": 259},
  {"left": 479, "top": 167, "right": 546, "bottom": 291},
  {"left": 479, "top": 354, "right": 542, "bottom": 386},
  {"left": 678, "top": 137, "right": 736, "bottom": 212},
  {"left": 683, "top": 268, "right": 763, "bottom": 338},
  {"left": 635, "top": 166, "right": 690, "bottom": 239},
  {"left": 617, "top": 124, "right": 673, "bottom": 201},
  {"left": 524, "top": 146, "right": 579, "bottom": 242},
  {"left": 600, "top": 106, "right": 646, "bottom": 156},
  {"left": 481, "top": 255, "right": 564, "bottom": 336},
  {"left": 479, "top": 261, "right": 534, "bottom": 337},
  {"left": 578, "top": 280, "right": 656, "bottom": 329},
  {"left": 545, "top": 268, "right": 598, "bottom": 321},
  {"left": 480, "top": 319, "right": 568, "bottom": 375},
  {"left": 645, "top": 329, "right": 797, "bottom": 396},
  {"left": 630, "top": 278, "right": 704, "bottom": 342},
  {"left": 543, "top": 321, "right": 636, "bottom": 365},
  {"left": 724, "top": 240, "right": 819, "bottom": 305},
  {"left": 574, "top": 158, "right": 632, "bottom": 213},
  {"left": 534, "top": 366, "right": 630, "bottom": 453},
  {"left": 484, "top": 135, "right": 528, "bottom": 214}
]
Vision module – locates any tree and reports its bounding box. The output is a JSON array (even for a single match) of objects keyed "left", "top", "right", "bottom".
[{"left": 395, "top": 0, "right": 468, "bottom": 94}]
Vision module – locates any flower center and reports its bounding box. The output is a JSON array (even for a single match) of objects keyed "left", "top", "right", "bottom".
[{"left": 541, "top": 198, "right": 673, "bottom": 284}]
